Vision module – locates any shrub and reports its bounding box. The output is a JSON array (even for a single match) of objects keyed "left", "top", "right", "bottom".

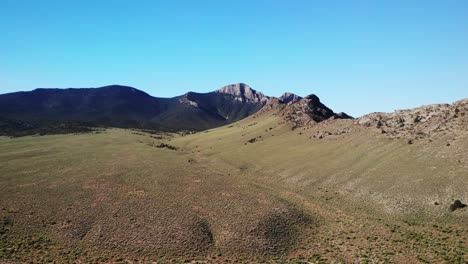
[{"left": 449, "top": 200, "right": 466, "bottom": 211}]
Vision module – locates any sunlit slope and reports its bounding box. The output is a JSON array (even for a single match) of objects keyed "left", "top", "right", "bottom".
[
  {"left": 0, "top": 130, "right": 315, "bottom": 262},
  {"left": 0, "top": 107, "right": 466, "bottom": 263},
  {"left": 175, "top": 109, "right": 468, "bottom": 219}
]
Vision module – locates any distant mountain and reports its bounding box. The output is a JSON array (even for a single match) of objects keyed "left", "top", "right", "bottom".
[
  {"left": 0, "top": 84, "right": 267, "bottom": 131},
  {"left": 215, "top": 83, "right": 269, "bottom": 103},
  {"left": 0, "top": 83, "right": 355, "bottom": 133}
]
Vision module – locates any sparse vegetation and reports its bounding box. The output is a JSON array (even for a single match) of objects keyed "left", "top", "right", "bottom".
[
  {"left": 155, "top": 142, "right": 178, "bottom": 150},
  {"left": 0, "top": 100, "right": 467, "bottom": 263},
  {"left": 0, "top": 118, "right": 99, "bottom": 137},
  {"left": 247, "top": 137, "right": 257, "bottom": 143}
]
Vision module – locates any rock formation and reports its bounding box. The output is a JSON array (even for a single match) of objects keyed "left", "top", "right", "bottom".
[
  {"left": 279, "top": 92, "right": 302, "bottom": 104},
  {"left": 216, "top": 83, "right": 269, "bottom": 103},
  {"left": 357, "top": 99, "right": 468, "bottom": 140}
]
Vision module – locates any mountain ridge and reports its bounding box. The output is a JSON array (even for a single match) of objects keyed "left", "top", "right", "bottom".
[
  {"left": 0, "top": 84, "right": 261, "bottom": 132},
  {"left": 0, "top": 83, "right": 350, "bottom": 133}
]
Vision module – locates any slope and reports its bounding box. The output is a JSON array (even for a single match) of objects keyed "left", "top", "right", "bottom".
[
  {"left": 0, "top": 84, "right": 267, "bottom": 132},
  {"left": 0, "top": 97, "right": 466, "bottom": 263}
]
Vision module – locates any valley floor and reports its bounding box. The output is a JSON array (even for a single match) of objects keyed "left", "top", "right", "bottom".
[{"left": 0, "top": 113, "right": 467, "bottom": 263}]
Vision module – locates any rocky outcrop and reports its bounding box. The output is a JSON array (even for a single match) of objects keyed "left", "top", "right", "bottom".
[
  {"left": 278, "top": 94, "right": 353, "bottom": 129},
  {"left": 356, "top": 99, "right": 468, "bottom": 140},
  {"left": 279, "top": 92, "right": 302, "bottom": 104},
  {"left": 257, "top": 97, "right": 284, "bottom": 114},
  {"left": 216, "top": 83, "right": 269, "bottom": 103}
]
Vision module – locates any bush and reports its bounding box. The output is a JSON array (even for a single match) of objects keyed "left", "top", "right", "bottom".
[{"left": 449, "top": 200, "right": 466, "bottom": 211}]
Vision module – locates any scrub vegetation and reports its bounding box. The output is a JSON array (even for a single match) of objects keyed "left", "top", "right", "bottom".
[{"left": 0, "top": 105, "right": 467, "bottom": 263}]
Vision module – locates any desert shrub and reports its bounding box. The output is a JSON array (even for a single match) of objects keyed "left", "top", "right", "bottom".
[
  {"left": 156, "top": 143, "right": 178, "bottom": 150},
  {"left": 449, "top": 200, "right": 466, "bottom": 211}
]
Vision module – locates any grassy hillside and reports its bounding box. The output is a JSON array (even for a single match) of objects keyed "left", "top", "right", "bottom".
[{"left": 0, "top": 108, "right": 467, "bottom": 263}]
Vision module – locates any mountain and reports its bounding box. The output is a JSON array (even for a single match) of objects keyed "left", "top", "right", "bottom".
[
  {"left": 1, "top": 96, "right": 466, "bottom": 263},
  {"left": 0, "top": 85, "right": 165, "bottom": 128},
  {"left": 215, "top": 83, "right": 268, "bottom": 103},
  {"left": 0, "top": 84, "right": 352, "bottom": 133},
  {"left": 0, "top": 84, "right": 268, "bottom": 131}
]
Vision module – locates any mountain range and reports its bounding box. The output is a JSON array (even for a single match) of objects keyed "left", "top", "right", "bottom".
[
  {"left": 0, "top": 83, "right": 351, "bottom": 133},
  {"left": 0, "top": 83, "right": 467, "bottom": 262}
]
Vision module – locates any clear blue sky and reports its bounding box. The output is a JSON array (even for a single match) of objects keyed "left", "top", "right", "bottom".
[{"left": 1, "top": 0, "right": 467, "bottom": 116}]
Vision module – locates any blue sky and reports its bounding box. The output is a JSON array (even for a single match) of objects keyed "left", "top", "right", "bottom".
[{"left": 1, "top": 0, "right": 467, "bottom": 116}]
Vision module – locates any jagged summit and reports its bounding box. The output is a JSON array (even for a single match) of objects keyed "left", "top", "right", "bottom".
[
  {"left": 279, "top": 92, "right": 302, "bottom": 104},
  {"left": 257, "top": 93, "right": 353, "bottom": 128},
  {"left": 216, "top": 83, "right": 269, "bottom": 103},
  {"left": 274, "top": 94, "right": 352, "bottom": 128}
]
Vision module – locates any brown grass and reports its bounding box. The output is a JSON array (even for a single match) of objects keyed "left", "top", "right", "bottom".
[{"left": 0, "top": 108, "right": 467, "bottom": 263}]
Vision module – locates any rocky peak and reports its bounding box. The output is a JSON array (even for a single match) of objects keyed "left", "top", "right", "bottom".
[
  {"left": 280, "top": 94, "right": 352, "bottom": 128},
  {"left": 279, "top": 92, "right": 302, "bottom": 104},
  {"left": 297, "top": 94, "right": 336, "bottom": 122},
  {"left": 216, "top": 83, "right": 269, "bottom": 103}
]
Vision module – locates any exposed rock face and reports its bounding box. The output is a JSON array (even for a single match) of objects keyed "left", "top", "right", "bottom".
[
  {"left": 356, "top": 99, "right": 468, "bottom": 140},
  {"left": 276, "top": 94, "right": 353, "bottom": 128},
  {"left": 279, "top": 92, "right": 302, "bottom": 104},
  {"left": 178, "top": 95, "right": 199, "bottom": 108},
  {"left": 258, "top": 97, "right": 284, "bottom": 114},
  {"left": 216, "top": 83, "right": 269, "bottom": 103}
]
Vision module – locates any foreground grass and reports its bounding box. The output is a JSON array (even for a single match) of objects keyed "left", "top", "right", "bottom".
[{"left": 0, "top": 112, "right": 467, "bottom": 263}]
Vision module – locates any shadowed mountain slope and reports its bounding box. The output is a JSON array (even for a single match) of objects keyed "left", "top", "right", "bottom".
[
  {"left": 0, "top": 84, "right": 353, "bottom": 133},
  {"left": 0, "top": 84, "right": 268, "bottom": 131}
]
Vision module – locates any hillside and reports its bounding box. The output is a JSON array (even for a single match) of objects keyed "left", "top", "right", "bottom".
[
  {"left": 357, "top": 99, "right": 468, "bottom": 142},
  {"left": 0, "top": 84, "right": 267, "bottom": 132},
  {"left": 0, "top": 96, "right": 467, "bottom": 263}
]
